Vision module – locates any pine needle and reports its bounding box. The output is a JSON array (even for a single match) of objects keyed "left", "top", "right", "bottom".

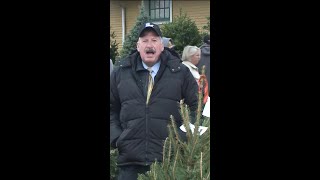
[
  {"left": 162, "top": 138, "right": 168, "bottom": 168},
  {"left": 200, "top": 152, "right": 203, "bottom": 179},
  {"left": 206, "top": 171, "right": 210, "bottom": 180},
  {"left": 153, "top": 162, "right": 157, "bottom": 180},
  {"left": 172, "top": 148, "right": 179, "bottom": 179}
]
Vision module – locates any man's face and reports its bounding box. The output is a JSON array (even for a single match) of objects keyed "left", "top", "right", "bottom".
[{"left": 137, "top": 30, "right": 164, "bottom": 67}]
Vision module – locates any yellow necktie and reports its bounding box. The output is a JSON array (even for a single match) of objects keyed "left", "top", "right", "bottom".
[{"left": 146, "top": 68, "right": 153, "bottom": 104}]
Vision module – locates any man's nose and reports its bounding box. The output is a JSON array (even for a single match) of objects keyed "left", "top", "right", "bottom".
[
  {"left": 145, "top": 41, "right": 153, "bottom": 47},
  {"left": 146, "top": 40, "right": 155, "bottom": 47}
]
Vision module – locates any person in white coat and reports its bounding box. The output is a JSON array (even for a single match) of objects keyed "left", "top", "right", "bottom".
[{"left": 181, "top": 45, "right": 201, "bottom": 85}]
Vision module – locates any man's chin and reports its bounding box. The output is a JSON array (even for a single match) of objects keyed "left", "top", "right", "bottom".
[
  {"left": 144, "top": 59, "right": 155, "bottom": 63},
  {"left": 145, "top": 57, "right": 156, "bottom": 61},
  {"left": 142, "top": 58, "right": 158, "bottom": 66}
]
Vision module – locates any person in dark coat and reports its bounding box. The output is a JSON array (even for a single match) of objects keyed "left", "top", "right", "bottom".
[
  {"left": 162, "top": 37, "right": 181, "bottom": 59},
  {"left": 197, "top": 35, "right": 211, "bottom": 95},
  {"left": 110, "top": 59, "right": 113, "bottom": 75},
  {"left": 110, "top": 22, "right": 198, "bottom": 180}
]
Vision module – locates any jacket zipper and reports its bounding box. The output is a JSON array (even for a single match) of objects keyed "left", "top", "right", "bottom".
[{"left": 145, "top": 78, "right": 153, "bottom": 165}]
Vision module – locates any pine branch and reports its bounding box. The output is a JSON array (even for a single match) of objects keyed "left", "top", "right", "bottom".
[
  {"left": 153, "top": 162, "right": 157, "bottom": 180},
  {"left": 206, "top": 171, "right": 210, "bottom": 180},
  {"left": 162, "top": 137, "right": 168, "bottom": 168},
  {"left": 181, "top": 102, "right": 193, "bottom": 141},
  {"left": 172, "top": 148, "right": 179, "bottom": 179},
  {"left": 167, "top": 132, "right": 172, "bottom": 172},
  {"left": 200, "top": 152, "right": 203, "bottom": 179},
  {"left": 169, "top": 115, "right": 180, "bottom": 142}
]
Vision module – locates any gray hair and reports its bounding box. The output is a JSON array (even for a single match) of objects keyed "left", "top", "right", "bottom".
[{"left": 181, "top": 45, "right": 200, "bottom": 62}]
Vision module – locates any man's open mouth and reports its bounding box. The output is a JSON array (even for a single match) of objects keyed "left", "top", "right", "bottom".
[{"left": 146, "top": 51, "right": 155, "bottom": 54}]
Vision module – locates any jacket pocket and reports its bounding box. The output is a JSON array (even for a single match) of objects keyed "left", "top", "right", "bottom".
[{"left": 116, "top": 129, "right": 130, "bottom": 148}]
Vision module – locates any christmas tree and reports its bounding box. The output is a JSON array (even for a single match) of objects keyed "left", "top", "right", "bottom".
[
  {"left": 110, "top": 147, "right": 119, "bottom": 180},
  {"left": 110, "top": 28, "right": 119, "bottom": 63},
  {"left": 118, "top": 1, "right": 150, "bottom": 62},
  {"left": 138, "top": 68, "right": 211, "bottom": 180}
]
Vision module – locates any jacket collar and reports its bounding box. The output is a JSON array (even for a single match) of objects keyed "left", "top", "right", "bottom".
[
  {"left": 118, "top": 49, "right": 182, "bottom": 73},
  {"left": 182, "top": 61, "right": 198, "bottom": 70}
]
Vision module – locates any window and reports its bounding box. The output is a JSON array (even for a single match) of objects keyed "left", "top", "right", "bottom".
[{"left": 148, "top": 0, "right": 171, "bottom": 23}]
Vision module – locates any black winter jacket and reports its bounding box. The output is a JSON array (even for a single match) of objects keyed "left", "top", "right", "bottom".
[
  {"left": 110, "top": 49, "right": 198, "bottom": 166},
  {"left": 164, "top": 47, "right": 181, "bottom": 59}
]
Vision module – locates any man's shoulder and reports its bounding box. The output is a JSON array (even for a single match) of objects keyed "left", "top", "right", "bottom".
[
  {"left": 164, "top": 47, "right": 181, "bottom": 59},
  {"left": 162, "top": 49, "right": 181, "bottom": 62},
  {"left": 117, "top": 52, "right": 139, "bottom": 68},
  {"left": 166, "top": 60, "right": 191, "bottom": 75},
  {"left": 162, "top": 53, "right": 181, "bottom": 70}
]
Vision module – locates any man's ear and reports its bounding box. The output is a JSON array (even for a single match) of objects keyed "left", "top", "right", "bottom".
[{"left": 136, "top": 42, "right": 140, "bottom": 52}]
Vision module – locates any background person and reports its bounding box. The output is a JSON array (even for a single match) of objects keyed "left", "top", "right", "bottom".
[
  {"left": 196, "top": 35, "right": 210, "bottom": 95},
  {"left": 181, "top": 45, "right": 201, "bottom": 85}
]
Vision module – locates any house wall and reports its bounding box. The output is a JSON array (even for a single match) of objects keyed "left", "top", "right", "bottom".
[
  {"left": 124, "top": 1, "right": 141, "bottom": 37},
  {"left": 110, "top": 0, "right": 210, "bottom": 52},
  {"left": 172, "top": 0, "right": 210, "bottom": 33},
  {"left": 110, "top": 0, "right": 123, "bottom": 50},
  {"left": 110, "top": 1, "right": 141, "bottom": 50}
]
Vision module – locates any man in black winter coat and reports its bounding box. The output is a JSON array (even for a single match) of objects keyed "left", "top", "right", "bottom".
[{"left": 110, "top": 22, "right": 198, "bottom": 180}]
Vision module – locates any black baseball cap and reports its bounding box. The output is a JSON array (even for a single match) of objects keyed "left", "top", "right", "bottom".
[{"left": 138, "top": 22, "right": 162, "bottom": 37}]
